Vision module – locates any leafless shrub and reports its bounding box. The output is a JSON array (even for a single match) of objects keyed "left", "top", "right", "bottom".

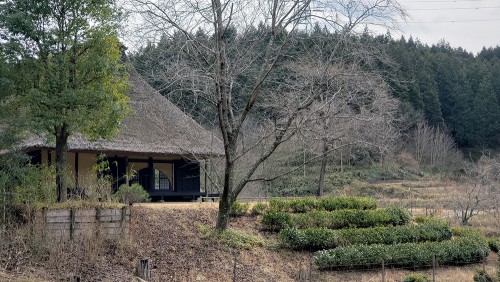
[{"left": 397, "top": 151, "right": 419, "bottom": 169}]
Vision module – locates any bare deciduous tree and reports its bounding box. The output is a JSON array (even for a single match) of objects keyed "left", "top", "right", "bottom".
[
  {"left": 125, "top": 0, "right": 406, "bottom": 230},
  {"left": 451, "top": 155, "right": 500, "bottom": 225},
  {"left": 297, "top": 60, "right": 400, "bottom": 196},
  {"left": 412, "top": 121, "right": 462, "bottom": 169}
]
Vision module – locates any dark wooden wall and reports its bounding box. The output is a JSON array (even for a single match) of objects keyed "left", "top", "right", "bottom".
[{"left": 174, "top": 159, "right": 200, "bottom": 193}]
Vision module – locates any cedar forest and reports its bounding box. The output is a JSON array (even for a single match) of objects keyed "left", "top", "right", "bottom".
[{"left": 132, "top": 28, "right": 500, "bottom": 151}]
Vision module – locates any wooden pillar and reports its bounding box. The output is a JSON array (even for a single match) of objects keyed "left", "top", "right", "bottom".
[
  {"left": 125, "top": 156, "right": 129, "bottom": 185},
  {"left": 48, "top": 150, "right": 52, "bottom": 166},
  {"left": 74, "top": 152, "right": 79, "bottom": 188},
  {"left": 148, "top": 157, "right": 154, "bottom": 191},
  {"left": 204, "top": 159, "right": 209, "bottom": 196}
]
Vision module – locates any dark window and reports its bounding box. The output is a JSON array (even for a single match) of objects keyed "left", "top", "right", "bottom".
[
  {"left": 131, "top": 168, "right": 171, "bottom": 191},
  {"left": 154, "top": 169, "right": 170, "bottom": 190}
]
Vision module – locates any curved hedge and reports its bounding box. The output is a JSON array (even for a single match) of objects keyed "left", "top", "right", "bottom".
[
  {"left": 315, "top": 236, "right": 489, "bottom": 270},
  {"left": 280, "top": 221, "right": 452, "bottom": 251},
  {"left": 262, "top": 206, "right": 411, "bottom": 231},
  {"left": 269, "top": 196, "right": 377, "bottom": 213}
]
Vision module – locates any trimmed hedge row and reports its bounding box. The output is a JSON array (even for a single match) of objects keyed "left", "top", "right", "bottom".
[
  {"left": 488, "top": 237, "right": 500, "bottom": 253},
  {"left": 262, "top": 206, "right": 411, "bottom": 231},
  {"left": 280, "top": 221, "right": 452, "bottom": 251},
  {"left": 315, "top": 236, "right": 489, "bottom": 270},
  {"left": 269, "top": 196, "right": 377, "bottom": 213}
]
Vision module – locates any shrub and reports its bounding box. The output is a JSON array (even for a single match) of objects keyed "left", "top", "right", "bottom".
[
  {"left": 385, "top": 206, "right": 412, "bottom": 226},
  {"left": 315, "top": 236, "right": 489, "bottom": 270},
  {"left": 488, "top": 238, "right": 500, "bottom": 253},
  {"left": 413, "top": 215, "right": 443, "bottom": 224},
  {"left": 280, "top": 221, "right": 452, "bottom": 251},
  {"left": 261, "top": 211, "right": 292, "bottom": 231},
  {"left": 250, "top": 202, "right": 268, "bottom": 216},
  {"left": 452, "top": 227, "right": 486, "bottom": 240},
  {"left": 8, "top": 164, "right": 57, "bottom": 222},
  {"left": 263, "top": 206, "right": 411, "bottom": 231},
  {"left": 403, "top": 273, "right": 431, "bottom": 282},
  {"left": 268, "top": 198, "right": 291, "bottom": 212},
  {"left": 280, "top": 228, "right": 339, "bottom": 251},
  {"left": 229, "top": 200, "right": 249, "bottom": 217},
  {"left": 113, "top": 183, "right": 150, "bottom": 205},
  {"left": 474, "top": 269, "right": 495, "bottom": 282},
  {"left": 268, "top": 196, "right": 377, "bottom": 213}
]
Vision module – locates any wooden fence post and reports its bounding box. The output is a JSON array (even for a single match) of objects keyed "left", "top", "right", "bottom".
[
  {"left": 136, "top": 259, "right": 151, "bottom": 281},
  {"left": 381, "top": 259, "right": 385, "bottom": 282},
  {"left": 70, "top": 208, "right": 75, "bottom": 240},
  {"left": 432, "top": 254, "right": 436, "bottom": 282},
  {"left": 95, "top": 206, "right": 101, "bottom": 237},
  {"left": 482, "top": 253, "right": 486, "bottom": 273},
  {"left": 297, "top": 268, "right": 307, "bottom": 281},
  {"left": 233, "top": 251, "right": 237, "bottom": 282},
  {"left": 309, "top": 258, "right": 313, "bottom": 281}
]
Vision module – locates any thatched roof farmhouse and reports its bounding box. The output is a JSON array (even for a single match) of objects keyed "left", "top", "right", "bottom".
[{"left": 11, "top": 65, "right": 223, "bottom": 201}]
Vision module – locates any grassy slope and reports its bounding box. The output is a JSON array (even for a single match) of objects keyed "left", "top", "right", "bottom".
[
  {"left": 1, "top": 177, "right": 499, "bottom": 281},
  {"left": 130, "top": 202, "right": 498, "bottom": 282}
]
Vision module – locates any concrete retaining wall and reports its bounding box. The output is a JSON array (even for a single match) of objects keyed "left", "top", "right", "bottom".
[{"left": 37, "top": 206, "right": 130, "bottom": 240}]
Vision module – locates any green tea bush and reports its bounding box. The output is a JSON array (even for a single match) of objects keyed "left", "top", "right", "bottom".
[
  {"left": 113, "top": 183, "right": 150, "bottom": 205},
  {"left": 403, "top": 273, "right": 431, "bottom": 282},
  {"left": 488, "top": 238, "right": 500, "bottom": 253},
  {"left": 268, "top": 198, "right": 291, "bottom": 212},
  {"left": 250, "top": 202, "right": 268, "bottom": 216},
  {"left": 262, "top": 206, "right": 411, "bottom": 231},
  {"left": 386, "top": 206, "right": 412, "bottom": 226},
  {"left": 261, "top": 211, "right": 292, "bottom": 231},
  {"left": 413, "top": 215, "right": 445, "bottom": 224},
  {"left": 230, "top": 200, "right": 249, "bottom": 217},
  {"left": 269, "top": 196, "right": 377, "bottom": 213},
  {"left": 452, "top": 227, "right": 487, "bottom": 240},
  {"left": 280, "top": 221, "right": 452, "bottom": 251},
  {"left": 473, "top": 269, "right": 495, "bottom": 282},
  {"left": 315, "top": 236, "right": 489, "bottom": 270},
  {"left": 280, "top": 228, "right": 339, "bottom": 251}
]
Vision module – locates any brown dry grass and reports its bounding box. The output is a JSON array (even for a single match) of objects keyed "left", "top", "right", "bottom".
[{"left": 0, "top": 269, "right": 50, "bottom": 282}]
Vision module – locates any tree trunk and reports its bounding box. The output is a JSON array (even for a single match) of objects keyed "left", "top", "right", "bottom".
[
  {"left": 216, "top": 156, "right": 235, "bottom": 231},
  {"left": 216, "top": 194, "right": 231, "bottom": 231},
  {"left": 56, "top": 125, "right": 69, "bottom": 202},
  {"left": 317, "top": 139, "right": 329, "bottom": 197}
]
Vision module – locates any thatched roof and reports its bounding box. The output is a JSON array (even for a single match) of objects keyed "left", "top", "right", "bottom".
[{"left": 16, "top": 65, "right": 224, "bottom": 158}]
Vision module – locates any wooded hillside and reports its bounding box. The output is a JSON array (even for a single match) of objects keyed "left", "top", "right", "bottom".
[{"left": 131, "top": 28, "right": 500, "bottom": 150}]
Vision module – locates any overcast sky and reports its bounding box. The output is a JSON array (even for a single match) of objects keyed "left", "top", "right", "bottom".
[
  {"left": 393, "top": 0, "right": 500, "bottom": 54},
  {"left": 122, "top": 0, "right": 499, "bottom": 55}
]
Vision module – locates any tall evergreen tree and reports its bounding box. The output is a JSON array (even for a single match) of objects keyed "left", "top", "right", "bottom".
[{"left": 471, "top": 76, "right": 500, "bottom": 145}]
